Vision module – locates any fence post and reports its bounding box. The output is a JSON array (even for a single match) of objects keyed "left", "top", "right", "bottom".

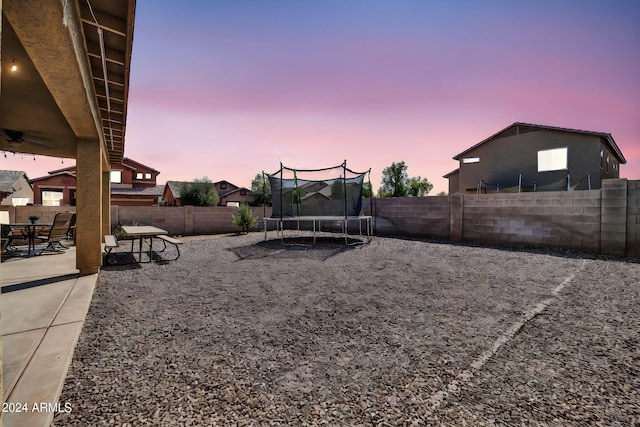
[
  {"left": 450, "top": 193, "right": 463, "bottom": 241},
  {"left": 600, "top": 179, "right": 627, "bottom": 256}
]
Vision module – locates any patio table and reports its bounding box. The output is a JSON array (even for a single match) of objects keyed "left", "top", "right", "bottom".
[
  {"left": 7, "top": 223, "right": 53, "bottom": 256},
  {"left": 122, "top": 225, "right": 168, "bottom": 263}
]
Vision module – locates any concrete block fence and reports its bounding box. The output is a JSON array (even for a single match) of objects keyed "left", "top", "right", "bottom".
[
  {"left": 111, "top": 205, "right": 274, "bottom": 236},
  {"left": 363, "top": 178, "right": 638, "bottom": 258},
  {"left": 2, "top": 179, "right": 637, "bottom": 258}
]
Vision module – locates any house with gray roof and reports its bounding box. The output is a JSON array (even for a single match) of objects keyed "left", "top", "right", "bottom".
[
  {"left": 0, "top": 170, "right": 33, "bottom": 205},
  {"left": 444, "top": 122, "right": 626, "bottom": 194},
  {"left": 163, "top": 180, "right": 253, "bottom": 206},
  {"left": 29, "top": 158, "right": 163, "bottom": 206}
]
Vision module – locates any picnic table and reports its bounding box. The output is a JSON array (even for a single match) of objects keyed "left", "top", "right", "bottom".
[
  {"left": 122, "top": 225, "right": 168, "bottom": 262},
  {"left": 104, "top": 226, "right": 183, "bottom": 264}
]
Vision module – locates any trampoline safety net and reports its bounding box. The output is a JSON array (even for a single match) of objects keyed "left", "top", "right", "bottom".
[{"left": 267, "top": 161, "right": 369, "bottom": 218}]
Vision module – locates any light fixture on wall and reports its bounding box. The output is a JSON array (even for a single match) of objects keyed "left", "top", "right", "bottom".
[{"left": 11, "top": 58, "right": 18, "bottom": 72}]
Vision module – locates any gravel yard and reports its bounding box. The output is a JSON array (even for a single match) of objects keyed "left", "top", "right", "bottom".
[{"left": 55, "top": 233, "right": 640, "bottom": 426}]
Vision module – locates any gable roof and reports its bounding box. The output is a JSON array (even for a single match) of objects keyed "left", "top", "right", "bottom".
[
  {"left": 164, "top": 181, "right": 182, "bottom": 198},
  {"left": 110, "top": 186, "right": 164, "bottom": 196},
  {"left": 443, "top": 169, "right": 459, "bottom": 179},
  {"left": 0, "top": 170, "right": 29, "bottom": 194},
  {"left": 453, "top": 122, "right": 626, "bottom": 164},
  {"left": 166, "top": 180, "right": 245, "bottom": 198},
  {"left": 218, "top": 187, "right": 252, "bottom": 198},
  {"left": 46, "top": 157, "right": 159, "bottom": 175},
  {"left": 29, "top": 171, "right": 77, "bottom": 183},
  {"left": 45, "top": 165, "right": 77, "bottom": 175},
  {"left": 123, "top": 157, "right": 160, "bottom": 174}
]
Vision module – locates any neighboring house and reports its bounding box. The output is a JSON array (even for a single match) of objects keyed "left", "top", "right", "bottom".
[
  {"left": 444, "top": 122, "right": 626, "bottom": 194},
  {"left": 30, "top": 158, "right": 163, "bottom": 206},
  {"left": 163, "top": 180, "right": 254, "bottom": 206},
  {"left": 108, "top": 158, "right": 163, "bottom": 206},
  {"left": 0, "top": 170, "right": 33, "bottom": 205},
  {"left": 29, "top": 170, "right": 77, "bottom": 205}
]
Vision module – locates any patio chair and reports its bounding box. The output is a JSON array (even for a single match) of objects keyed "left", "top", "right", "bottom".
[
  {"left": 56, "top": 213, "right": 76, "bottom": 249},
  {"left": 35, "top": 212, "right": 74, "bottom": 254},
  {"left": 1, "top": 212, "right": 19, "bottom": 256},
  {"left": 1, "top": 224, "right": 18, "bottom": 255}
]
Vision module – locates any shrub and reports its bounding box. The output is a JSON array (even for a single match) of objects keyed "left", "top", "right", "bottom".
[
  {"left": 232, "top": 202, "right": 258, "bottom": 233},
  {"left": 180, "top": 178, "right": 219, "bottom": 206}
]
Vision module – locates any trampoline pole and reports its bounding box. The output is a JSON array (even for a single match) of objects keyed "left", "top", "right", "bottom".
[
  {"left": 343, "top": 160, "right": 347, "bottom": 243},
  {"left": 280, "top": 162, "right": 283, "bottom": 231},
  {"left": 262, "top": 171, "right": 266, "bottom": 220}
]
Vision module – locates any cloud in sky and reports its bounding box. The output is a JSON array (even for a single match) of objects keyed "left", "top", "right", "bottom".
[{"left": 4, "top": 0, "right": 639, "bottom": 194}]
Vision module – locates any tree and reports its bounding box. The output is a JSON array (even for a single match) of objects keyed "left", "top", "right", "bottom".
[
  {"left": 408, "top": 176, "right": 433, "bottom": 197},
  {"left": 250, "top": 173, "right": 271, "bottom": 206},
  {"left": 180, "top": 177, "right": 219, "bottom": 206},
  {"left": 379, "top": 161, "right": 409, "bottom": 197},
  {"left": 232, "top": 202, "right": 258, "bottom": 233},
  {"left": 379, "top": 161, "right": 433, "bottom": 197},
  {"left": 362, "top": 181, "right": 373, "bottom": 198}
]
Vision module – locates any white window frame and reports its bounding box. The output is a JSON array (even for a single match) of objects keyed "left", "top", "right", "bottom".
[
  {"left": 11, "top": 197, "right": 30, "bottom": 206},
  {"left": 462, "top": 157, "right": 480, "bottom": 164},
  {"left": 110, "top": 170, "right": 122, "bottom": 183},
  {"left": 537, "top": 147, "right": 568, "bottom": 172},
  {"left": 42, "top": 190, "right": 64, "bottom": 206}
]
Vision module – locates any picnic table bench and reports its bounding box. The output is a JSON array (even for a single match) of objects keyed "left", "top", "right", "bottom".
[{"left": 103, "top": 231, "right": 183, "bottom": 265}]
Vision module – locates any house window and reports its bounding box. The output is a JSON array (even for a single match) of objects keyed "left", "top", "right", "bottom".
[
  {"left": 462, "top": 157, "right": 480, "bottom": 164},
  {"left": 136, "top": 173, "right": 143, "bottom": 179},
  {"left": 110, "top": 170, "right": 122, "bottom": 183},
  {"left": 11, "top": 197, "right": 29, "bottom": 206},
  {"left": 600, "top": 146, "right": 604, "bottom": 168},
  {"left": 537, "top": 147, "right": 567, "bottom": 172},
  {"left": 42, "top": 190, "right": 63, "bottom": 206},
  {"left": 220, "top": 182, "right": 228, "bottom": 189},
  {"left": 145, "top": 173, "right": 152, "bottom": 179}
]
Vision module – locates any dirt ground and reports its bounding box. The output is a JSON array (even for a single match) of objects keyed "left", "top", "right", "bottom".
[{"left": 55, "top": 232, "right": 640, "bottom": 426}]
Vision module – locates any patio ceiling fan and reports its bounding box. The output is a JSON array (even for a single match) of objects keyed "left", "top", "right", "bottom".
[{"left": 4, "top": 129, "right": 50, "bottom": 148}]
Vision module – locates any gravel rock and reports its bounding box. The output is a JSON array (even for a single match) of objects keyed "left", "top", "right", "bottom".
[{"left": 54, "top": 233, "right": 640, "bottom": 426}]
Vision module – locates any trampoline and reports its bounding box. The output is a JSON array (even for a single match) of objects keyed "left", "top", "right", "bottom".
[{"left": 263, "top": 161, "right": 373, "bottom": 245}]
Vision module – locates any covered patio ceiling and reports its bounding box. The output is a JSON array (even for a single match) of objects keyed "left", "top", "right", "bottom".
[{"left": 0, "top": 0, "right": 135, "bottom": 164}]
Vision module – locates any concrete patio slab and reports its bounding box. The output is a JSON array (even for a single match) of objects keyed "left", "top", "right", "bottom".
[{"left": 1, "top": 247, "right": 97, "bottom": 427}]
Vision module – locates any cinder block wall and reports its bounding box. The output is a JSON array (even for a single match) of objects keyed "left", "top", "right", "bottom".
[
  {"left": 600, "top": 179, "right": 628, "bottom": 256},
  {"left": 626, "top": 180, "right": 640, "bottom": 258},
  {"left": 7, "top": 206, "right": 77, "bottom": 223},
  {"left": 365, "top": 179, "right": 637, "bottom": 257},
  {"left": 5, "top": 179, "right": 638, "bottom": 257},
  {"left": 461, "top": 190, "right": 601, "bottom": 252},
  {"left": 363, "top": 196, "right": 451, "bottom": 239},
  {"left": 111, "top": 205, "right": 273, "bottom": 235}
]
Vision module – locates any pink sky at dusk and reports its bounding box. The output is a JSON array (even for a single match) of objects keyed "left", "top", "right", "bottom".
[{"left": 3, "top": 0, "right": 639, "bottom": 195}]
